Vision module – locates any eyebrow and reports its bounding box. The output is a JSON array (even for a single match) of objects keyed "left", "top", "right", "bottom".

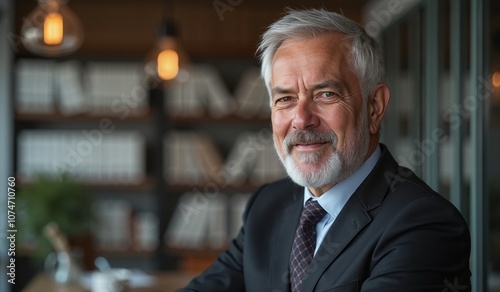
[
  {"left": 271, "top": 80, "right": 348, "bottom": 98},
  {"left": 271, "top": 86, "right": 293, "bottom": 97},
  {"left": 312, "top": 80, "right": 348, "bottom": 94}
]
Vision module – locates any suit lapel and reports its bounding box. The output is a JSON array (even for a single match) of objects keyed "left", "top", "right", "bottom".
[
  {"left": 269, "top": 182, "right": 304, "bottom": 291},
  {"left": 300, "top": 145, "right": 399, "bottom": 291},
  {"left": 300, "top": 196, "right": 371, "bottom": 291}
]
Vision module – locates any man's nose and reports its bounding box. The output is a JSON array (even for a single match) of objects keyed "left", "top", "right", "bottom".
[{"left": 291, "top": 99, "right": 320, "bottom": 130}]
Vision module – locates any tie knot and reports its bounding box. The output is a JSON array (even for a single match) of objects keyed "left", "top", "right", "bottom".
[{"left": 300, "top": 200, "right": 326, "bottom": 226}]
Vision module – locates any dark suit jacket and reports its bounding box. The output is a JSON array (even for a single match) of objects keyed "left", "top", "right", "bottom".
[{"left": 178, "top": 145, "right": 471, "bottom": 292}]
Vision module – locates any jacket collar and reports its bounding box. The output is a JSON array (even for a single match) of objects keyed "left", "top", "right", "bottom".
[
  {"left": 269, "top": 144, "right": 400, "bottom": 291},
  {"left": 300, "top": 144, "right": 399, "bottom": 291}
]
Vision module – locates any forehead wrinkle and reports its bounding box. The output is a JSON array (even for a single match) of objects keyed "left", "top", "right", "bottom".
[
  {"left": 302, "top": 74, "right": 352, "bottom": 99},
  {"left": 310, "top": 79, "right": 346, "bottom": 92},
  {"left": 271, "top": 34, "right": 357, "bottom": 99},
  {"left": 271, "top": 78, "right": 349, "bottom": 99},
  {"left": 271, "top": 86, "right": 294, "bottom": 97}
]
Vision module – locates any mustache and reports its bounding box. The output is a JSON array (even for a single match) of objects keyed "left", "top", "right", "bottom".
[{"left": 283, "top": 130, "right": 337, "bottom": 151}]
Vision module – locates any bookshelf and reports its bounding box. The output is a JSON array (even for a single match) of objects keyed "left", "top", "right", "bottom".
[
  {"left": 158, "top": 64, "right": 287, "bottom": 270},
  {"left": 11, "top": 54, "right": 287, "bottom": 272},
  {"left": 12, "top": 58, "right": 161, "bottom": 267}
]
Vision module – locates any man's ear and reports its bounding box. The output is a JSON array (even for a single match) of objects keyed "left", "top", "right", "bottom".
[{"left": 368, "top": 83, "right": 390, "bottom": 135}]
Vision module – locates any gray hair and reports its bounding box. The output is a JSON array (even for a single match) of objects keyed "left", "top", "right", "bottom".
[{"left": 258, "top": 8, "right": 384, "bottom": 101}]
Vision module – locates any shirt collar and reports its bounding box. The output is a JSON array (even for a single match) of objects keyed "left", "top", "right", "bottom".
[{"left": 304, "top": 145, "right": 382, "bottom": 218}]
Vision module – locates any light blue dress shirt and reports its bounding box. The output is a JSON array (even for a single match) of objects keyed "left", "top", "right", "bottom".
[{"left": 303, "top": 146, "right": 382, "bottom": 255}]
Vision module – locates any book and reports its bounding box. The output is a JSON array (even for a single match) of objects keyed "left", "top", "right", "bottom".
[
  {"left": 86, "top": 62, "right": 147, "bottom": 116},
  {"left": 164, "top": 131, "right": 223, "bottom": 185},
  {"left": 206, "top": 194, "right": 228, "bottom": 249},
  {"left": 17, "top": 130, "right": 146, "bottom": 183},
  {"left": 133, "top": 212, "right": 159, "bottom": 251},
  {"left": 92, "top": 200, "right": 132, "bottom": 250},
  {"left": 234, "top": 67, "right": 270, "bottom": 119},
  {"left": 57, "top": 61, "right": 88, "bottom": 115},
  {"left": 223, "top": 131, "right": 285, "bottom": 186},
  {"left": 165, "top": 192, "right": 210, "bottom": 248},
  {"left": 222, "top": 132, "right": 257, "bottom": 186},
  {"left": 15, "top": 59, "right": 55, "bottom": 114},
  {"left": 198, "top": 65, "right": 236, "bottom": 118},
  {"left": 249, "top": 139, "right": 286, "bottom": 185},
  {"left": 165, "top": 192, "right": 253, "bottom": 249},
  {"left": 164, "top": 65, "right": 236, "bottom": 118}
]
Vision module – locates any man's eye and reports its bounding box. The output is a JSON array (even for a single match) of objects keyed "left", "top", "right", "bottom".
[
  {"left": 276, "top": 96, "right": 293, "bottom": 104},
  {"left": 320, "top": 91, "right": 337, "bottom": 98}
]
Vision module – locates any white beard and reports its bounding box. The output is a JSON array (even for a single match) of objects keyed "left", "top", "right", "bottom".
[{"left": 274, "top": 106, "right": 370, "bottom": 188}]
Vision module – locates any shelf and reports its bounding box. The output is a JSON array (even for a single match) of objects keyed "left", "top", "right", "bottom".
[
  {"left": 96, "top": 249, "right": 156, "bottom": 258},
  {"left": 85, "top": 177, "right": 156, "bottom": 191},
  {"left": 15, "top": 111, "right": 270, "bottom": 126},
  {"left": 15, "top": 110, "right": 154, "bottom": 123},
  {"left": 167, "top": 181, "right": 267, "bottom": 193},
  {"left": 166, "top": 247, "right": 226, "bottom": 257},
  {"left": 168, "top": 114, "right": 270, "bottom": 125},
  {"left": 17, "top": 175, "right": 156, "bottom": 192},
  {"left": 15, "top": 110, "right": 271, "bottom": 124}
]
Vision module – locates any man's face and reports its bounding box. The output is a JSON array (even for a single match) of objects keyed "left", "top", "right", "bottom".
[{"left": 270, "top": 33, "right": 371, "bottom": 195}]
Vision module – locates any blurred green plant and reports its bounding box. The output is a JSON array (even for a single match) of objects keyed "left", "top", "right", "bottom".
[{"left": 17, "top": 173, "right": 92, "bottom": 261}]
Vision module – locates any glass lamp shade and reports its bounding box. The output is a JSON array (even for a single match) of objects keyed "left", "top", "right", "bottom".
[
  {"left": 21, "top": 0, "right": 84, "bottom": 57},
  {"left": 493, "top": 72, "right": 500, "bottom": 88},
  {"left": 145, "top": 22, "right": 189, "bottom": 84}
]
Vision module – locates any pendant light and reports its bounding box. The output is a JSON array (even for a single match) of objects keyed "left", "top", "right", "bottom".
[
  {"left": 145, "top": 20, "right": 189, "bottom": 84},
  {"left": 21, "top": 0, "right": 84, "bottom": 57}
]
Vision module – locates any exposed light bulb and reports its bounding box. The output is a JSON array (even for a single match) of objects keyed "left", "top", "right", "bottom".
[
  {"left": 44, "top": 12, "right": 63, "bottom": 45},
  {"left": 21, "top": 0, "right": 84, "bottom": 57},
  {"left": 492, "top": 72, "right": 500, "bottom": 88},
  {"left": 157, "top": 49, "right": 179, "bottom": 80},
  {"left": 145, "top": 21, "right": 189, "bottom": 83}
]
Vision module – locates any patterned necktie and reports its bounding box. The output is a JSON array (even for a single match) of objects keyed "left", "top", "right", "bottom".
[{"left": 290, "top": 199, "right": 327, "bottom": 292}]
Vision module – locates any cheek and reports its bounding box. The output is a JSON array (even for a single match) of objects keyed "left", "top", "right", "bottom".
[
  {"left": 320, "top": 108, "right": 354, "bottom": 145},
  {"left": 271, "top": 111, "right": 289, "bottom": 138},
  {"left": 320, "top": 107, "right": 348, "bottom": 128}
]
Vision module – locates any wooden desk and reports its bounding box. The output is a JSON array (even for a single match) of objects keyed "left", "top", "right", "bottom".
[{"left": 23, "top": 272, "right": 196, "bottom": 292}]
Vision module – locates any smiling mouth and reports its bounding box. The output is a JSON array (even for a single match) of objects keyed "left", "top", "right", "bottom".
[
  {"left": 284, "top": 130, "right": 337, "bottom": 154},
  {"left": 294, "top": 142, "right": 328, "bottom": 150},
  {"left": 296, "top": 142, "right": 328, "bottom": 146}
]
